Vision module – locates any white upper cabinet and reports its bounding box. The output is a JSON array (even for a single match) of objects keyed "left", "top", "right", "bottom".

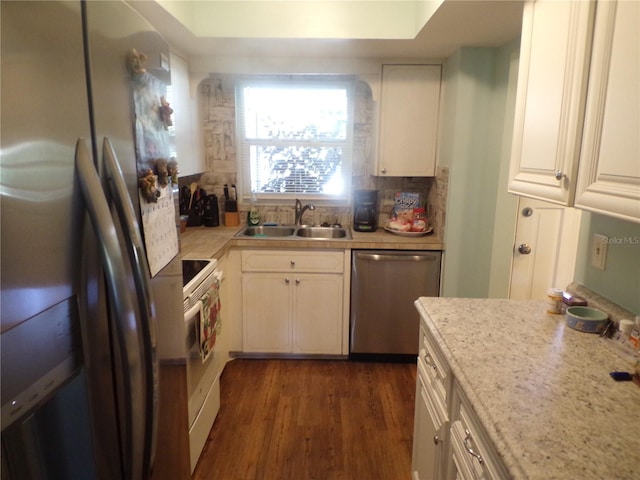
[
  {"left": 377, "top": 64, "right": 441, "bottom": 177},
  {"left": 574, "top": 0, "right": 640, "bottom": 223},
  {"left": 170, "top": 52, "right": 205, "bottom": 177},
  {"left": 508, "top": 0, "right": 595, "bottom": 205},
  {"left": 509, "top": 0, "right": 639, "bottom": 223}
]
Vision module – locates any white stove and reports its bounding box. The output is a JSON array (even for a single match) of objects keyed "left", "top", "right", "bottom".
[
  {"left": 179, "top": 258, "right": 222, "bottom": 472},
  {"left": 182, "top": 258, "right": 218, "bottom": 305}
]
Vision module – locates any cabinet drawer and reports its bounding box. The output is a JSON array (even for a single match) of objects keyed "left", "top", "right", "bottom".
[
  {"left": 241, "top": 250, "right": 344, "bottom": 273},
  {"left": 450, "top": 398, "right": 509, "bottom": 480},
  {"left": 419, "top": 323, "right": 450, "bottom": 405},
  {"left": 417, "top": 358, "right": 449, "bottom": 431}
]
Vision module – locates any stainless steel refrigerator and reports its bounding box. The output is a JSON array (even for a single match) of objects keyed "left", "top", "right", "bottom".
[{"left": 1, "top": 1, "right": 183, "bottom": 478}]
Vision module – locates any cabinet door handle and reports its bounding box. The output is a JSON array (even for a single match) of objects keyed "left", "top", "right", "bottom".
[
  {"left": 285, "top": 278, "right": 290, "bottom": 284},
  {"left": 555, "top": 170, "right": 566, "bottom": 180},
  {"left": 423, "top": 351, "right": 437, "bottom": 370},
  {"left": 381, "top": 167, "right": 387, "bottom": 174},
  {"left": 290, "top": 260, "right": 296, "bottom": 267},
  {"left": 295, "top": 278, "right": 300, "bottom": 285},
  {"left": 433, "top": 435, "right": 440, "bottom": 445},
  {"left": 463, "top": 429, "right": 484, "bottom": 465}
]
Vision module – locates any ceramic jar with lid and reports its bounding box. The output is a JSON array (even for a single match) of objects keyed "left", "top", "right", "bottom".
[{"left": 546, "top": 288, "right": 563, "bottom": 314}]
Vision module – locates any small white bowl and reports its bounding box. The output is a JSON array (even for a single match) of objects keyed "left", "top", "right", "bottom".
[{"left": 566, "top": 306, "right": 609, "bottom": 334}]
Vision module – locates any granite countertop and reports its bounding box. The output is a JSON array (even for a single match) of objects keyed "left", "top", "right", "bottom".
[
  {"left": 179, "top": 225, "right": 239, "bottom": 260},
  {"left": 179, "top": 225, "right": 444, "bottom": 259},
  {"left": 415, "top": 297, "right": 640, "bottom": 480}
]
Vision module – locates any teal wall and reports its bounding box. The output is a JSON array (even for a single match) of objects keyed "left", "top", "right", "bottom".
[
  {"left": 440, "top": 42, "right": 520, "bottom": 298},
  {"left": 487, "top": 41, "right": 521, "bottom": 298},
  {"left": 438, "top": 42, "right": 639, "bottom": 311},
  {"left": 574, "top": 212, "right": 640, "bottom": 314}
]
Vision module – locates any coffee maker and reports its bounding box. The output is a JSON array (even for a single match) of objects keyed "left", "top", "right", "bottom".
[{"left": 353, "top": 189, "right": 379, "bottom": 232}]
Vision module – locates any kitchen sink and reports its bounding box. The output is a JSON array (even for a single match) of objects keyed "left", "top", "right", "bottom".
[
  {"left": 236, "top": 225, "right": 351, "bottom": 240},
  {"left": 296, "top": 227, "right": 349, "bottom": 239},
  {"left": 240, "top": 226, "right": 296, "bottom": 237}
]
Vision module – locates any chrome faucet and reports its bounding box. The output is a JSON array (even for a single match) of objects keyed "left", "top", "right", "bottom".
[{"left": 294, "top": 199, "right": 316, "bottom": 225}]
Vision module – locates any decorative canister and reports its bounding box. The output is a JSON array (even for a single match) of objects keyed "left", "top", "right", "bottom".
[
  {"left": 411, "top": 208, "right": 428, "bottom": 232},
  {"left": 546, "top": 288, "right": 563, "bottom": 314}
]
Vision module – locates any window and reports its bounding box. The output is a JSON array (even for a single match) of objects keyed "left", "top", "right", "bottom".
[{"left": 236, "top": 77, "right": 354, "bottom": 203}]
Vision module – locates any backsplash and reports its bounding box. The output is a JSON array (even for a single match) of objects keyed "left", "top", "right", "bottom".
[{"left": 179, "top": 74, "right": 447, "bottom": 238}]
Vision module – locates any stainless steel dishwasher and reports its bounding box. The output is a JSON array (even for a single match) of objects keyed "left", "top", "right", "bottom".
[{"left": 350, "top": 250, "right": 442, "bottom": 360}]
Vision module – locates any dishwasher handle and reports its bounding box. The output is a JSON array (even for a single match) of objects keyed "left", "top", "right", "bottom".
[{"left": 356, "top": 252, "right": 439, "bottom": 263}]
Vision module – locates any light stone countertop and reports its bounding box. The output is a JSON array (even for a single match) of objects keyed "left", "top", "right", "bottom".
[
  {"left": 415, "top": 297, "right": 640, "bottom": 480},
  {"left": 179, "top": 225, "right": 444, "bottom": 260},
  {"left": 179, "top": 225, "right": 240, "bottom": 260}
]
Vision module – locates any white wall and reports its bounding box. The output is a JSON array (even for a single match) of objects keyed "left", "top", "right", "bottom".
[{"left": 439, "top": 41, "right": 520, "bottom": 298}]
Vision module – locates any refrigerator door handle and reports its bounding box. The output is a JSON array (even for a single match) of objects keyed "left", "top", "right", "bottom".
[
  {"left": 102, "top": 137, "right": 159, "bottom": 475},
  {"left": 75, "top": 138, "right": 146, "bottom": 480}
]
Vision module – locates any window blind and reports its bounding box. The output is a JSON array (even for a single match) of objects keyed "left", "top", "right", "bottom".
[{"left": 236, "top": 76, "right": 355, "bottom": 203}]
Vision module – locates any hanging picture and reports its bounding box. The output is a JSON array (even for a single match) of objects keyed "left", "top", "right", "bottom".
[{"left": 139, "top": 181, "right": 179, "bottom": 277}]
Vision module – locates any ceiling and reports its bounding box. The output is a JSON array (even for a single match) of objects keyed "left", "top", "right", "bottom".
[{"left": 130, "top": 1, "right": 524, "bottom": 61}]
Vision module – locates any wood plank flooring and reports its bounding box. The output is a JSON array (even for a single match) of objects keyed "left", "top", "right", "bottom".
[{"left": 192, "top": 358, "right": 417, "bottom": 480}]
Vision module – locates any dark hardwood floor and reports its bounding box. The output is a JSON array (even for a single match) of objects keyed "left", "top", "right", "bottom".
[{"left": 192, "top": 358, "right": 417, "bottom": 480}]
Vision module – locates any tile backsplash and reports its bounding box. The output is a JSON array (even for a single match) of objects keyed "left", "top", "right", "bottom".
[{"left": 179, "top": 74, "right": 448, "bottom": 239}]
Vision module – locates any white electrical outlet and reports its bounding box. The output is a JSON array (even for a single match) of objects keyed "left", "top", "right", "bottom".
[{"left": 591, "top": 234, "right": 608, "bottom": 270}]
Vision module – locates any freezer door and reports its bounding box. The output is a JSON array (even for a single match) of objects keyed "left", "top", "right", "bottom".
[
  {"left": 350, "top": 251, "right": 442, "bottom": 356},
  {"left": 83, "top": 0, "right": 171, "bottom": 203}
]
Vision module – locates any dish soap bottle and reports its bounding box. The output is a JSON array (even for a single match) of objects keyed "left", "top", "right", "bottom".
[{"left": 248, "top": 193, "right": 260, "bottom": 226}]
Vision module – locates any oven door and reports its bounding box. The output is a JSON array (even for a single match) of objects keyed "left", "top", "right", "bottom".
[
  {"left": 182, "top": 270, "right": 222, "bottom": 472},
  {"left": 184, "top": 302, "right": 218, "bottom": 428},
  {"left": 182, "top": 270, "right": 222, "bottom": 427}
]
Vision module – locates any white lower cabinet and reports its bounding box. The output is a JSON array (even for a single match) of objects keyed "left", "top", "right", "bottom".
[
  {"left": 412, "top": 324, "right": 451, "bottom": 480},
  {"left": 413, "top": 318, "right": 508, "bottom": 480},
  {"left": 292, "top": 274, "right": 343, "bottom": 353},
  {"left": 242, "top": 273, "right": 291, "bottom": 352},
  {"left": 449, "top": 388, "right": 510, "bottom": 480},
  {"left": 241, "top": 250, "right": 344, "bottom": 355},
  {"left": 412, "top": 358, "right": 448, "bottom": 479}
]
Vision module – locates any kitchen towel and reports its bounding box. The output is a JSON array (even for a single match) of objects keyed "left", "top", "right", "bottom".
[{"left": 197, "top": 279, "right": 222, "bottom": 363}]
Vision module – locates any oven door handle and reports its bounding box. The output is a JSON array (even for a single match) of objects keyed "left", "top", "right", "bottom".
[
  {"left": 102, "top": 137, "right": 159, "bottom": 478},
  {"left": 75, "top": 138, "right": 146, "bottom": 480},
  {"left": 184, "top": 270, "right": 223, "bottom": 324},
  {"left": 184, "top": 301, "right": 202, "bottom": 324}
]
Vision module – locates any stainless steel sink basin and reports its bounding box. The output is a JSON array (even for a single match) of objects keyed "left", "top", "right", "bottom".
[
  {"left": 236, "top": 225, "right": 351, "bottom": 240},
  {"left": 240, "top": 226, "right": 295, "bottom": 237},
  {"left": 296, "top": 227, "right": 349, "bottom": 239}
]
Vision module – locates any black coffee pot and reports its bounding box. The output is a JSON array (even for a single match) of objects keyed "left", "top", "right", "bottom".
[{"left": 353, "top": 190, "right": 378, "bottom": 232}]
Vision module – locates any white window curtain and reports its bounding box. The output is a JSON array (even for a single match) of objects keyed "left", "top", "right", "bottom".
[{"left": 236, "top": 76, "right": 355, "bottom": 204}]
